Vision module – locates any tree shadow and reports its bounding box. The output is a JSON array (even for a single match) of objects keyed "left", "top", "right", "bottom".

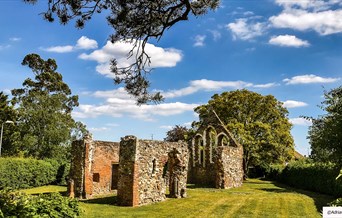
[
  {"left": 31, "top": 191, "right": 67, "bottom": 196},
  {"left": 81, "top": 195, "right": 118, "bottom": 205},
  {"left": 187, "top": 183, "right": 215, "bottom": 189},
  {"left": 260, "top": 181, "right": 335, "bottom": 213}
]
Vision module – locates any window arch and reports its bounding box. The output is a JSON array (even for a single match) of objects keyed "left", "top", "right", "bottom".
[{"left": 205, "top": 126, "right": 217, "bottom": 163}]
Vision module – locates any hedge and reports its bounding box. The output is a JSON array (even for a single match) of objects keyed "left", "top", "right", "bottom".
[
  {"left": 266, "top": 161, "right": 342, "bottom": 197},
  {"left": 0, "top": 158, "right": 69, "bottom": 190}
]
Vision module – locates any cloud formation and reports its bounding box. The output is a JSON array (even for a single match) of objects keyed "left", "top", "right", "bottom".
[
  {"left": 283, "top": 74, "right": 340, "bottom": 85},
  {"left": 42, "top": 36, "right": 98, "bottom": 53},
  {"left": 270, "top": 1, "right": 342, "bottom": 35},
  {"left": 227, "top": 18, "right": 267, "bottom": 40},
  {"left": 73, "top": 78, "right": 278, "bottom": 120},
  {"left": 79, "top": 40, "right": 182, "bottom": 78},
  {"left": 289, "top": 117, "right": 312, "bottom": 126},
  {"left": 193, "top": 35, "right": 206, "bottom": 47},
  {"left": 269, "top": 35, "right": 310, "bottom": 47},
  {"left": 161, "top": 79, "right": 278, "bottom": 98},
  {"left": 283, "top": 100, "right": 308, "bottom": 108},
  {"left": 72, "top": 87, "right": 197, "bottom": 121}
]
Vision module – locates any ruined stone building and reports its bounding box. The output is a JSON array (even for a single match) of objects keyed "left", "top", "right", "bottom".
[
  {"left": 68, "top": 124, "right": 243, "bottom": 207},
  {"left": 68, "top": 136, "right": 120, "bottom": 199},
  {"left": 188, "top": 123, "right": 244, "bottom": 189}
]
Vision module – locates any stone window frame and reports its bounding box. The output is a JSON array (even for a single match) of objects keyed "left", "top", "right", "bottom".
[
  {"left": 192, "top": 134, "right": 203, "bottom": 167},
  {"left": 204, "top": 125, "right": 217, "bottom": 164},
  {"left": 216, "top": 133, "right": 230, "bottom": 147}
]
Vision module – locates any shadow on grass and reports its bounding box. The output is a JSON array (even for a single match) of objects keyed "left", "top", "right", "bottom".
[
  {"left": 261, "top": 181, "right": 335, "bottom": 213},
  {"left": 187, "top": 183, "right": 215, "bottom": 189},
  {"left": 81, "top": 195, "right": 118, "bottom": 205},
  {"left": 31, "top": 191, "right": 67, "bottom": 196}
]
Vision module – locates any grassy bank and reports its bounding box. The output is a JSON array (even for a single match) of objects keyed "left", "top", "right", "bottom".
[{"left": 23, "top": 179, "right": 334, "bottom": 218}]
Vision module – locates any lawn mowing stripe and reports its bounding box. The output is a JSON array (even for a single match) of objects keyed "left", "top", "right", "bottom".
[
  {"left": 221, "top": 196, "right": 253, "bottom": 218},
  {"left": 186, "top": 197, "right": 229, "bottom": 218},
  {"left": 278, "top": 196, "right": 288, "bottom": 217}
]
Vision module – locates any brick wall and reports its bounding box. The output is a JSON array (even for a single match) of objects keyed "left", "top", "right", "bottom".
[{"left": 117, "top": 136, "right": 189, "bottom": 206}]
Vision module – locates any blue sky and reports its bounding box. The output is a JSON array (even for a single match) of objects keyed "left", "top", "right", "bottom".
[{"left": 1, "top": 0, "right": 341, "bottom": 156}]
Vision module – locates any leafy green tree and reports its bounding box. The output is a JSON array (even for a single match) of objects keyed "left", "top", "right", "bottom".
[
  {"left": 11, "top": 54, "right": 80, "bottom": 159},
  {"left": 0, "top": 92, "right": 18, "bottom": 156},
  {"left": 308, "top": 86, "right": 342, "bottom": 165},
  {"left": 195, "top": 89, "right": 294, "bottom": 177},
  {"left": 24, "top": 0, "right": 219, "bottom": 104},
  {"left": 164, "top": 125, "right": 190, "bottom": 142}
]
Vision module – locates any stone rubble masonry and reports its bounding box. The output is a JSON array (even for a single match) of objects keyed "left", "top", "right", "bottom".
[
  {"left": 117, "top": 136, "right": 189, "bottom": 206},
  {"left": 188, "top": 124, "right": 244, "bottom": 189},
  {"left": 68, "top": 134, "right": 119, "bottom": 199}
]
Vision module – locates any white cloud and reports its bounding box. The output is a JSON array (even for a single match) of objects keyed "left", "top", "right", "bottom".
[
  {"left": 72, "top": 87, "right": 197, "bottom": 121},
  {"left": 274, "top": 0, "right": 341, "bottom": 12},
  {"left": 42, "top": 36, "right": 98, "bottom": 53},
  {"left": 252, "top": 83, "right": 279, "bottom": 88},
  {"left": 269, "top": 35, "right": 310, "bottom": 47},
  {"left": 209, "top": 30, "right": 222, "bottom": 41},
  {"left": 161, "top": 79, "right": 277, "bottom": 98},
  {"left": 270, "top": 1, "right": 342, "bottom": 35},
  {"left": 9, "top": 37, "right": 21, "bottom": 42},
  {"left": 79, "top": 40, "right": 183, "bottom": 78},
  {"left": 75, "top": 36, "right": 98, "bottom": 49},
  {"left": 289, "top": 117, "right": 312, "bottom": 126},
  {"left": 72, "top": 79, "right": 278, "bottom": 120},
  {"left": 283, "top": 74, "right": 340, "bottom": 84},
  {"left": 43, "top": 45, "right": 74, "bottom": 53},
  {"left": 283, "top": 100, "right": 308, "bottom": 108},
  {"left": 226, "top": 18, "right": 267, "bottom": 40},
  {"left": 194, "top": 35, "right": 206, "bottom": 47}
]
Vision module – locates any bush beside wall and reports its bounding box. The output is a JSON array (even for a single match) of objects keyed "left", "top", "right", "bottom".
[{"left": 0, "top": 158, "right": 69, "bottom": 190}]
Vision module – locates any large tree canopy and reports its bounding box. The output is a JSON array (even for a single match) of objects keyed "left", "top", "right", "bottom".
[
  {"left": 24, "top": 0, "right": 220, "bottom": 104},
  {"left": 11, "top": 54, "right": 80, "bottom": 159},
  {"left": 308, "top": 86, "right": 342, "bottom": 165},
  {"left": 195, "top": 89, "right": 294, "bottom": 176}
]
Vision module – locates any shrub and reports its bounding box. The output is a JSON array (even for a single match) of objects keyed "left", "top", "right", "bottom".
[
  {"left": 0, "top": 158, "right": 69, "bottom": 189},
  {"left": 0, "top": 189, "right": 80, "bottom": 217},
  {"left": 44, "top": 158, "right": 70, "bottom": 186},
  {"left": 264, "top": 164, "right": 285, "bottom": 180},
  {"left": 278, "top": 161, "right": 342, "bottom": 197}
]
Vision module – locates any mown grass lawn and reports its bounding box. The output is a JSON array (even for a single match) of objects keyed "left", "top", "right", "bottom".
[{"left": 23, "top": 179, "right": 334, "bottom": 218}]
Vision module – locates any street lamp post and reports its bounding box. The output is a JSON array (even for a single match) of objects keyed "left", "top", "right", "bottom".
[{"left": 0, "top": 120, "right": 14, "bottom": 157}]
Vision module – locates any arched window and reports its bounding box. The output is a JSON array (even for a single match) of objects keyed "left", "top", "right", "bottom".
[{"left": 217, "top": 133, "right": 230, "bottom": 147}]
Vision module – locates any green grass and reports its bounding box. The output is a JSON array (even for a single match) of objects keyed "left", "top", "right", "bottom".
[
  {"left": 21, "top": 185, "right": 67, "bottom": 195},
  {"left": 22, "top": 179, "right": 334, "bottom": 218}
]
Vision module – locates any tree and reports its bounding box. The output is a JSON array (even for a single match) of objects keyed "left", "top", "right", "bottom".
[
  {"left": 24, "top": 0, "right": 219, "bottom": 104},
  {"left": 0, "top": 92, "right": 18, "bottom": 156},
  {"left": 11, "top": 54, "right": 80, "bottom": 159},
  {"left": 164, "top": 125, "right": 190, "bottom": 142},
  {"left": 308, "top": 86, "right": 342, "bottom": 165},
  {"left": 195, "top": 89, "right": 294, "bottom": 177}
]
